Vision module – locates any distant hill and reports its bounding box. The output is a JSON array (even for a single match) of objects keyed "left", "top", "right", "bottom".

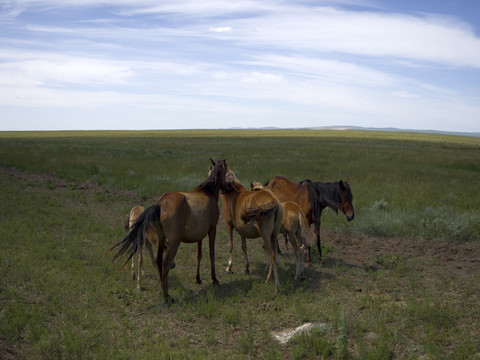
[
  {"left": 307, "top": 125, "right": 480, "bottom": 138},
  {"left": 227, "top": 125, "right": 480, "bottom": 137}
]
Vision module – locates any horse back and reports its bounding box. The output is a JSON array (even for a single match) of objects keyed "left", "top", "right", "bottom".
[
  {"left": 267, "top": 177, "right": 313, "bottom": 223},
  {"left": 266, "top": 176, "right": 298, "bottom": 203},
  {"left": 157, "top": 191, "right": 217, "bottom": 242}
]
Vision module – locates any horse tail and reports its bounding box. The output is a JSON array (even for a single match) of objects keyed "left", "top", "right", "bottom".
[
  {"left": 241, "top": 201, "right": 277, "bottom": 224},
  {"left": 298, "top": 210, "right": 314, "bottom": 248},
  {"left": 110, "top": 204, "right": 162, "bottom": 273}
]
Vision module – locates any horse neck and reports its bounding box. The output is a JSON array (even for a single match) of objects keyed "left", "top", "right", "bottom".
[
  {"left": 316, "top": 182, "right": 340, "bottom": 210},
  {"left": 197, "top": 173, "right": 222, "bottom": 200},
  {"left": 220, "top": 181, "right": 247, "bottom": 215}
]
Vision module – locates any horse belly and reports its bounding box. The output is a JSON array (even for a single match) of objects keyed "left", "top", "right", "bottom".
[
  {"left": 183, "top": 221, "right": 210, "bottom": 242},
  {"left": 182, "top": 206, "right": 216, "bottom": 242},
  {"left": 236, "top": 223, "right": 259, "bottom": 239}
]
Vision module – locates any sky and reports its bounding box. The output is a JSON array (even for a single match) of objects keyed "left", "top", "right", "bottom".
[{"left": 1, "top": 0, "right": 480, "bottom": 132}]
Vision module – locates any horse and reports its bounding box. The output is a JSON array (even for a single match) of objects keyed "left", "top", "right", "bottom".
[
  {"left": 250, "top": 182, "right": 314, "bottom": 280},
  {"left": 111, "top": 159, "right": 228, "bottom": 302},
  {"left": 124, "top": 206, "right": 176, "bottom": 291},
  {"left": 265, "top": 176, "right": 354, "bottom": 264},
  {"left": 220, "top": 170, "right": 282, "bottom": 292}
]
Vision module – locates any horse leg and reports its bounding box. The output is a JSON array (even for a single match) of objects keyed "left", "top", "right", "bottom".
[
  {"left": 241, "top": 236, "right": 250, "bottom": 274},
  {"left": 156, "top": 243, "right": 164, "bottom": 292},
  {"left": 208, "top": 228, "right": 219, "bottom": 284},
  {"left": 272, "top": 233, "right": 280, "bottom": 292},
  {"left": 299, "top": 245, "right": 305, "bottom": 279},
  {"left": 146, "top": 241, "right": 160, "bottom": 281},
  {"left": 161, "top": 240, "right": 180, "bottom": 303},
  {"left": 130, "top": 256, "right": 136, "bottom": 280},
  {"left": 136, "top": 240, "right": 144, "bottom": 291},
  {"left": 316, "top": 222, "right": 323, "bottom": 263},
  {"left": 226, "top": 224, "right": 234, "bottom": 273},
  {"left": 288, "top": 229, "right": 301, "bottom": 281},
  {"left": 195, "top": 241, "right": 202, "bottom": 284},
  {"left": 295, "top": 225, "right": 307, "bottom": 280},
  {"left": 307, "top": 222, "right": 321, "bottom": 265},
  {"left": 263, "top": 229, "right": 280, "bottom": 293}
]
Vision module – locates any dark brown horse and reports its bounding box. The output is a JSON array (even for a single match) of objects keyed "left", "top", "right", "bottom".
[
  {"left": 265, "top": 176, "right": 354, "bottom": 264},
  {"left": 111, "top": 159, "right": 228, "bottom": 301}
]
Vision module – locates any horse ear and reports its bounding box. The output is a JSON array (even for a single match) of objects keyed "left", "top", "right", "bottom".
[
  {"left": 210, "top": 158, "right": 216, "bottom": 165},
  {"left": 250, "top": 182, "right": 254, "bottom": 190}
]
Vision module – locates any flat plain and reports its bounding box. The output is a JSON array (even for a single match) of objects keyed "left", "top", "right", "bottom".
[{"left": 1, "top": 130, "right": 479, "bottom": 359}]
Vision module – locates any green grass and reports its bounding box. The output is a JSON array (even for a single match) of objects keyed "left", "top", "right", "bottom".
[
  {"left": 1, "top": 129, "right": 479, "bottom": 242},
  {"left": 1, "top": 130, "right": 479, "bottom": 359}
]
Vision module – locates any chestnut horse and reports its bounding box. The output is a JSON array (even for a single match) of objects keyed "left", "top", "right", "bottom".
[
  {"left": 111, "top": 159, "right": 228, "bottom": 301},
  {"left": 265, "top": 176, "right": 354, "bottom": 264},
  {"left": 220, "top": 170, "right": 282, "bottom": 292},
  {"left": 250, "top": 182, "right": 314, "bottom": 280}
]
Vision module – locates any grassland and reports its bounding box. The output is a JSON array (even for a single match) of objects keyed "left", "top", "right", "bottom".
[{"left": 1, "top": 130, "right": 479, "bottom": 359}]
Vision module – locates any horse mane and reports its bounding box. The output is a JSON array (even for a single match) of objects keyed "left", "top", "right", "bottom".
[
  {"left": 312, "top": 181, "right": 353, "bottom": 212},
  {"left": 199, "top": 160, "right": 224, "bottom": 194}
]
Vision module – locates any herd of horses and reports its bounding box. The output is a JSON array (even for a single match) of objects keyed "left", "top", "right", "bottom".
[{"left": 110, "top": 159, "right": 355, "bottom": 302}]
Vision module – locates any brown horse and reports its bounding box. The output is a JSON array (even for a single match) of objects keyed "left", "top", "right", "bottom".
[
  {"left": 124, "top": 206, "right": 176, "bottom": 291},
  {"left": 220, "top": 170, "right": 282, "bottom": 292},
  {"left": 111, "top": 159, "right": 228, "bottom": 301},
  {"left": 251, "top": 182, "right": 314, "bottom": 280},
  {"left": 265, "top": 176, "right": 354, "bottom": 264}
]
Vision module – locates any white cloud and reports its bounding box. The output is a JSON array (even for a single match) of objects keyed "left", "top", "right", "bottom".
[
  {"left": 0, "top": 55, "right": 134, "bottom": 87},
  {"left": 220, "top": 8, "right": 480, "bottom": 68},
  {"left": 209, "top": 26, "right": 233, "bottom": 33},
  {"left": 241, "top": 72, "right": 282, "bottom": 84}
]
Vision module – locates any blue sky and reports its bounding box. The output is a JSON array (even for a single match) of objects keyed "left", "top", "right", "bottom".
[{"left": 1, "top": 0, "right": 480, "bottom": 132}]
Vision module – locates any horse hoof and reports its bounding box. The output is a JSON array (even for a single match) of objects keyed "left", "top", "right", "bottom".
[
  {"left": 244, "top": 268, "right": 250, "bottom": 274},
  {"left": 225, "top": 268, "right": 233, "bottom": 274},
  {"left": 212, "top": 278, "right": 219, "bottom": 285},
  {"left": 196, "top": 278, "right": 202, "bottom": 285}
]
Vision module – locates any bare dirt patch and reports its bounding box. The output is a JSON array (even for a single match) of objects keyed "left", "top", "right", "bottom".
[
  {"left": 328, "top": 231, "right": 480, "bottom": 275},
  {"left": 1, "top": 165, "right": 142, "bottom": 201}
]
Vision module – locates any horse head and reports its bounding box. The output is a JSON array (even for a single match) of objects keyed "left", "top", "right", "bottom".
[
  {"left": 208, "top": 158, "right": 229, "bottom": 194},
  {"left": 338, "top": 180, "right": 355, "bottom": 221},
  {"left": 210, "top": 160, "right": 241, "bottom": 193}
]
